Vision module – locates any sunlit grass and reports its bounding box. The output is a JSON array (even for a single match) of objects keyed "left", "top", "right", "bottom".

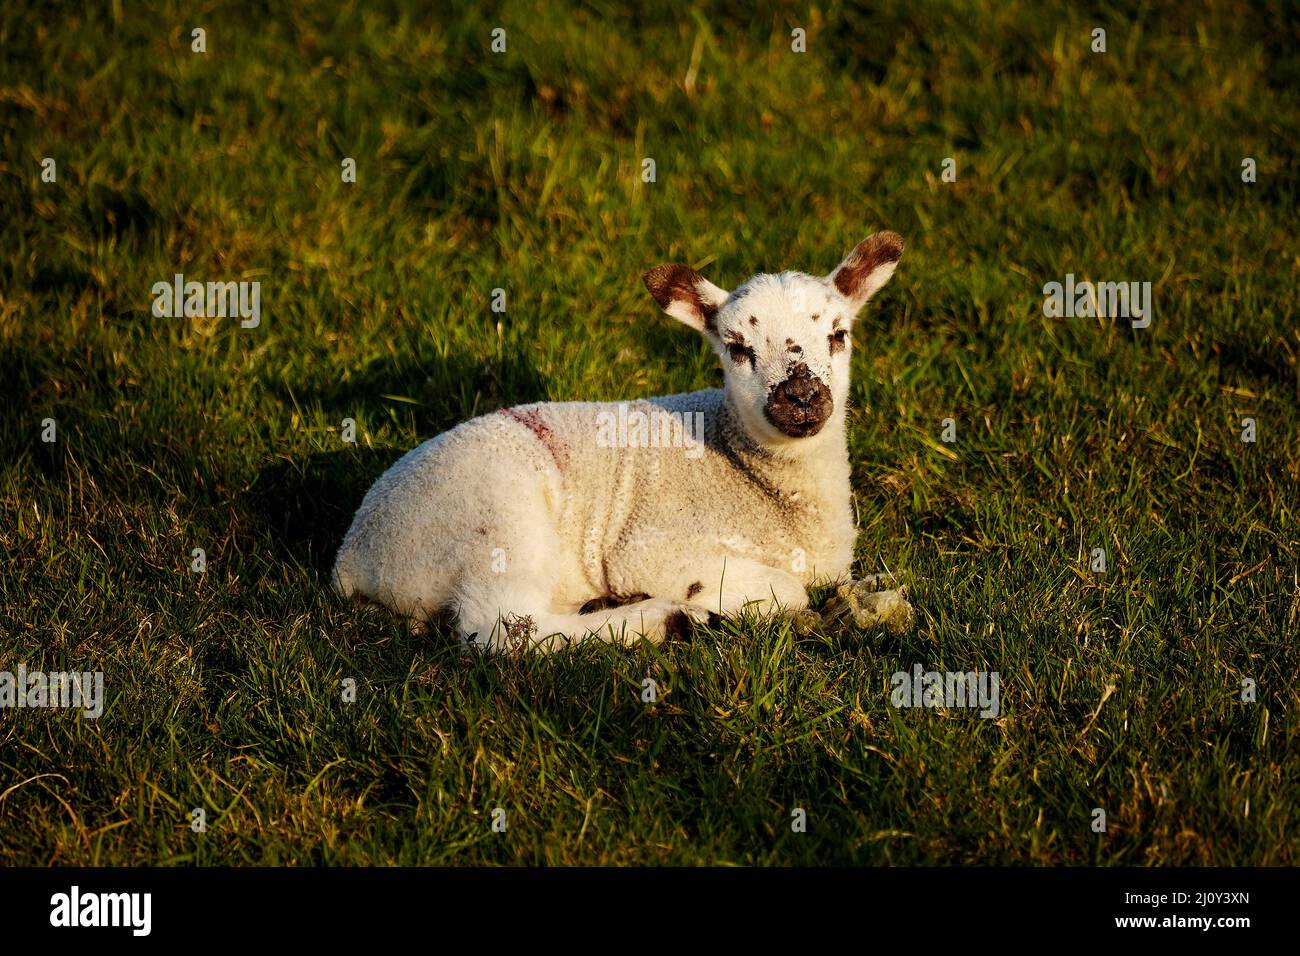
[{"left": 0, "top": 0, "right": 1296, "bottom": 865}]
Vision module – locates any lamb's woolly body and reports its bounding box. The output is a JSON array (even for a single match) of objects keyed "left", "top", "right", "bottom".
[
  {"left": 333, "top": 389, "right": 853, "bottom": 645},
  {"left": 334, "top": 231, "right": 906, "bottom": 651}
]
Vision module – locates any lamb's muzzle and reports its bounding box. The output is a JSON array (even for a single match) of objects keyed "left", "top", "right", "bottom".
[{"left": 764, "top": 363, "right": 833, "bottom": 437}]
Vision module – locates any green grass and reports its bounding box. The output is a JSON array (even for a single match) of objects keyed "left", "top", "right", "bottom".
[{"left": 1, "top": 0, "right": 1297, "bottom": 865}]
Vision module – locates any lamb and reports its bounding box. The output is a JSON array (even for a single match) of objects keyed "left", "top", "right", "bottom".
[{"left": 332, "top": 231, "right": 915, "bottom": 652}]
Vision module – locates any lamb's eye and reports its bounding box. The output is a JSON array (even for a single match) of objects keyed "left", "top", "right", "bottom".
[
  {"left": 829, "top": 329, "right": 849, "bottom": 351},
  {"left": 727, "top": 342, "right": 754, "bottom": 364}
]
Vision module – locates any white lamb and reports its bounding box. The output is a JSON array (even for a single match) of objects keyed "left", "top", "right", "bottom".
[{"left": 333, "top": 231, "right": 915, "bottom": 652}]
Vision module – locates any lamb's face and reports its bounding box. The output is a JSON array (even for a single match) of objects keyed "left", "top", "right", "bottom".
[
  {"left": 643, "top": 230, "right": 904, "bottom": 447},
  {"left": 712, "top": 273, "right": 852, "bottom": 442}
]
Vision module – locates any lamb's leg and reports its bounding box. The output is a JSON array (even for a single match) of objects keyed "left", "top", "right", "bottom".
[
  {"left": 667, "top": 559, "right": 914, "bottom": 636},
  {"left": 455, "top": 588, "right": 711, "bottom": 654},
  {"left": 449, "top": 483, "right": 714, "bottom": 652},
  {"left": 670, "top": 557, "right": 810, "bottom": 618}
]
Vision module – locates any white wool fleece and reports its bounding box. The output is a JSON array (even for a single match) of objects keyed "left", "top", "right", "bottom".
[{"left": 334, "top": 231, "right": 905, "bottom": 652}]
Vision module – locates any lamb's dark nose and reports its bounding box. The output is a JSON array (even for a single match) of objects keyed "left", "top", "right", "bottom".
[
  {"left": 778, "top": 374, "right": 819, "bottom": 408},
  {"left": 764, "top": 364, "right": 833, "bottom": 437}
]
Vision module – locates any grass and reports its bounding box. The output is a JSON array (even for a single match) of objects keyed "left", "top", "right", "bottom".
[{"left": 1, "top": 0, "right": 1297, "bottom": 866}]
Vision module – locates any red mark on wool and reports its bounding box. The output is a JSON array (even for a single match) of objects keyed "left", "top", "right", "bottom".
[{"left": 501, "top": 407, "right": 566, "bottom": 469}]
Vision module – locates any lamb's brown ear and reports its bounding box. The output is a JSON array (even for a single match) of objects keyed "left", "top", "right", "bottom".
[
  {"left": 642, "top": 264, "right": 730, "bottom": 335},
  {"left": 827, "top": 231, "right": 904, "bottom": 309}
]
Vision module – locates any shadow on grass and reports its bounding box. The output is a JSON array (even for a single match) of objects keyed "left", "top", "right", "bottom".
[
  {"left": 250, "top": 342, "right": 551, "bottom": 573},
  {"left": 248, "top": 447, "right": 403, "bottom": 574}
]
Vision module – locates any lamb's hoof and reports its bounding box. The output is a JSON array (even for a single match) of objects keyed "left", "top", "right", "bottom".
[
  {"left": 789, "top": 608, "right": 823, "bottom": 637},
  {"left": 664, "top": 607, "right": 720, "bottom": 643},
  {"left": 664, "top": 610, "right": 693, "bottom": 642},
  {"left": 822, "top": 581, "right": 914, "bottom": 635}
]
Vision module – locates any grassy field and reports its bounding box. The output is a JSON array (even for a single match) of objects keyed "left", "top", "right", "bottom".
[{"left": 1, "top": 0, "right": 1297, "bottom": 866}]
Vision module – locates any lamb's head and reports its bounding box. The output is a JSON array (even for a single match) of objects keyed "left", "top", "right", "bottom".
[{"left": 643, "top": 231, "right": 904, "bottom": 445}]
